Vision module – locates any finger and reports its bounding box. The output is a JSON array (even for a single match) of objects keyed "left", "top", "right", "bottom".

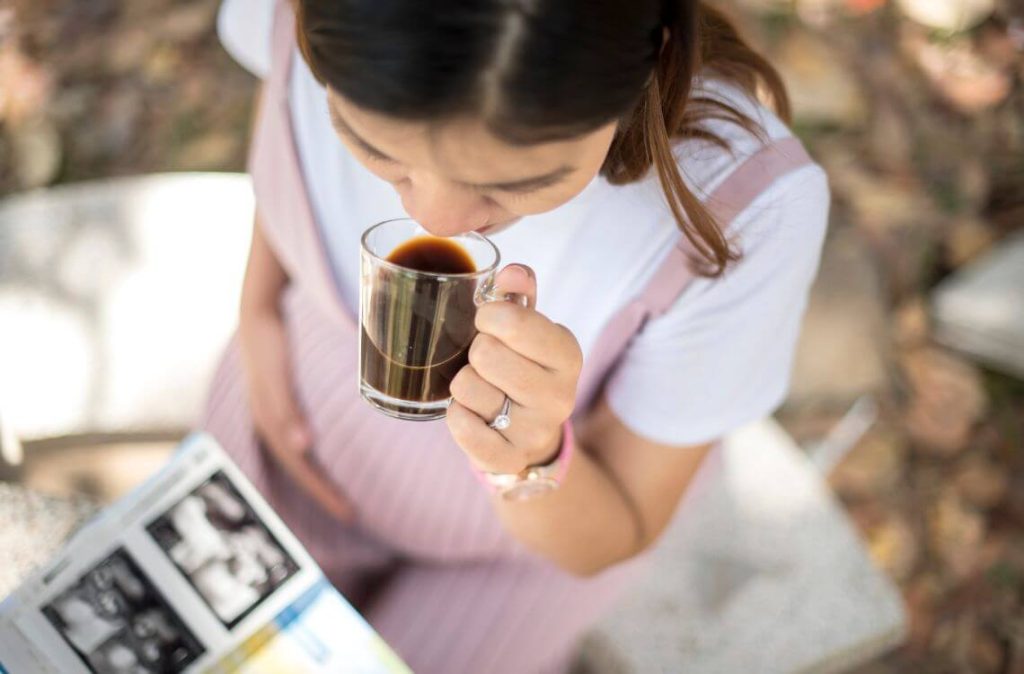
[
  {"left": 475, "top": 305, "right": 580, "bottom": 372},
  {"left": 468, "top": 332, "right": 552, "bottom": 405},
  {"left": 492, "top": 263, "right": 537, "bottom": 309},
  {"left": 450, "top": 365, "right": 507, "bottom": 422},
  {"left": 257, "top": 437, "right": 355, "bottom": 523},
  {"left": 264, "top": 378, "right": 312, "bottom": 454},
  {"left": 445, "top": 400, "right": 525, "bottom": 474}
]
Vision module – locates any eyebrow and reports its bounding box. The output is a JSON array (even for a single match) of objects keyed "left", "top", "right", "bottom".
[{"left": 327, "top": 103, "right": 576, "bottom": 192}]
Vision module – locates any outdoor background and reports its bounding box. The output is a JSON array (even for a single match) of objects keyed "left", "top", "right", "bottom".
[{"left": 1, "top": 0, "right": 1022, "bottom": 671}]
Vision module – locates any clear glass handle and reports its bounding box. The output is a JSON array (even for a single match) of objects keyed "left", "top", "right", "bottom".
[{"left": 475, "top": 273, "right": 530, "bottom": 308}]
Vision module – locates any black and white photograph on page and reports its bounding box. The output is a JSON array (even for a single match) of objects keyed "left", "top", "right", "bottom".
[
  {"left": 41, "top": 548, "right": 204, "bottom": 674},
  {"left": 146, "top": 471, "right": 299, "bottom": 628}
]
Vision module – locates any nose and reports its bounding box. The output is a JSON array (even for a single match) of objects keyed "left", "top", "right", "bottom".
[{"left": 400, "top": 174, "right": 490, "bottom": 237}]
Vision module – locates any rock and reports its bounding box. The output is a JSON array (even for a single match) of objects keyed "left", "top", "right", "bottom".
[
  {"left": 902, "top": 347, "right": 987, "bottom": 456},
  {"left": 162, "top": 3, "right": 217, "bottom": 43},
  {"left": 905, "top": 32, "right": 1012, "bottom": 114},
  {"left": 944, "top": 217, "right": 997, "bottom": 267},
  {"left": 903, "top": 574, "right": 942, "bottom": 654},
  {"left": 795, "top": 0, "right": 886, "bottom": 26},
  {"left": 932, "top": 230, "right": 1024, "bottom": 379},
  {"left": 74, "top": 86, "right": 141, "bottom": 163},
  {"left": 0, "top": 483, "right": 97, "bottom": 598},
  {"left": 175, "top": 131, "right": 239, "bottom": 171},
  {"left": 9, "top": 116, "right": 62, "bottom": 188},
  {"left": 955, "top": 456, "right": 1009, "bottom": 510},
  {"left": 956, "top": 158, "right": 992, "bottom": 214},
  {"left": 774, "top": 29, "right": 868, "bottom": 127},
  {"left": 105, "top": 26, "right": 153, "bottom": 75},
  {"left": 787, "top": 227, "right": 890, "bottom": 405},
  {"left": 892, "top": 297, "right": 931, "bottom": 348},
  {"left": 819, "top": 150, "right": 939, "bottom": 238},
  {"left": 0, "top": 41, "right": 54, "bottom": 125},
  {"left": 830, "top": 425, "right": 908, "bottom": 499},
  {"left": 928, "top": 490, "right": 986, "bottom": 580},
  {"left": 867, "top": 101, "right": 915, "bottom": 175},
  {"left": 969, "top": 628, "right": 1005, "bottom": 674},
  {"left": 896, "top": 0, "right": 994, "bottom": 32},
  {"left": 866, "top": 512, "right": 920, "bottom": 582}
]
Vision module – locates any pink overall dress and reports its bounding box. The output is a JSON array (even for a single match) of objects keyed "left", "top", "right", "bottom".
[{"left": 200, "top": 2, "right": 813, "bottom": 671}]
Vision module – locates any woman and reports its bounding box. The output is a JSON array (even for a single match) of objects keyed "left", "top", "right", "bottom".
[{"left": 206, "top": 0, "right": 829, "bottom": 671}]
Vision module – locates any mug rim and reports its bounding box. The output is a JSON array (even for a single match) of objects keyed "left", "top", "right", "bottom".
[{"left": 361, "top": 218, "right": 500, "bottom": 280}]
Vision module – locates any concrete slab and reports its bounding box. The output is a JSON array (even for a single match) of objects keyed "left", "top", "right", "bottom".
[
  {"left": 0, "top": 173, "right": 252, "bottom": 442},
  {"left": 932, "top": 230, "right": 1024, "bottom": 379},
  {"left": 580, "top": 419, "right": 906, "bottom": 673}
]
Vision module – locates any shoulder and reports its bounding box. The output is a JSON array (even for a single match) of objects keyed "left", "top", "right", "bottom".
[{"left": 216, "top": 0, "right": 276, "bottom": 79}]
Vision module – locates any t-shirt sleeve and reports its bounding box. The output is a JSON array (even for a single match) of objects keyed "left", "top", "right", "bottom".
[
  {"left": 216, "top": 0, "right": 275, "bottom": 79},
  {"left": 605, "top": 164, "right": 830, "bottom": 447}
]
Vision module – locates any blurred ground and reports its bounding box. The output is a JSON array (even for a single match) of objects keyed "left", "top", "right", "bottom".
[{"left": 1, "top": 0, "right": 1022, "bottom": 671}]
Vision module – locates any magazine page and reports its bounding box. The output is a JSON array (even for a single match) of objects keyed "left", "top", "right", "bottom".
[{"left": 0, "top": 433, "right": 411, "bottom": 674}]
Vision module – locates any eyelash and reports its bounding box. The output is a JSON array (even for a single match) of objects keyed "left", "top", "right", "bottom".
[
  {"left": 363, "top": 149, "right": 396, "bottom": 165},
  {"left": 359, "top": 146, "right": 546, "bottom": 196}
]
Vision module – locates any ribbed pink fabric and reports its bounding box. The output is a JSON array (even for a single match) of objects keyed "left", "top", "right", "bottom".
[{"left": 199, "top": 2, "right": 813, "bottom": 671}]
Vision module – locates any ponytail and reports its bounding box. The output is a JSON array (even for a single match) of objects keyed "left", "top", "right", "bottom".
[{"left": 602, "top": 2, "right": 791, "bottom": 277}]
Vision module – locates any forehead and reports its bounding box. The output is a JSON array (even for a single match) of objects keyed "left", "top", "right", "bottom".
[{"left": 327, "top": 88, "right": 593, "bottom": 178}]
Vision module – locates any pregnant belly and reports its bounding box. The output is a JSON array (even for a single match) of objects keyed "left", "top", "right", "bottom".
[{"left": 282, "top": 287, "right": 520, "bottom": 563}]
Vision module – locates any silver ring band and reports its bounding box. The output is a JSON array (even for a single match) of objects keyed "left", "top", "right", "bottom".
[{"left": 488, "top": 396, "right": 512, "bottom": 431}]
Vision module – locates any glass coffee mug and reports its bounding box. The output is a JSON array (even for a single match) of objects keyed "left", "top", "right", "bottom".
[{"left": 359, "top": 218, "right": 522, "bottom": 420}]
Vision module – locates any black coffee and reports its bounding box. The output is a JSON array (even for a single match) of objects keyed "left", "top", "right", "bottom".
[{"left": 361, "top": 237, "right": 478, "bottom": 408}]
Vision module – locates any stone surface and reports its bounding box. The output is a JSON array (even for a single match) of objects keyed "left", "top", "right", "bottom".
[
  {"left": 787, "top": 227, "right": 890, "bottom": 405},
  {"left": 830, "top": 425, "right": 908, "bottom": 500},
  {"left": 774, "top": 30, "right": 867, "bottom": 127},
  {"left": 0, "top": 173, "right": 252, "bottom": 442},
  {"left": 584, "top": 419, "right": 906, "bottom": 673},
  {"left": 901, "top": 347, "right": 988, "bottom": 456},
  {"left": 3, "top": 423, "right": 907, "bottom": 673},
  {"left": 931, "top": 230, "right": 1024, "bottom": 379},
  {"left": 0, "top": 483, "right": 97, "bottom": 598},
  {"left": 896, "top": 0, "right": 995, "bottom": 32}
]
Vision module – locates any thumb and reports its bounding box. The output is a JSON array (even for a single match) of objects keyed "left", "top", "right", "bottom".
[{"left": 494, "top": 263, "right": 537, "bottom": 310}]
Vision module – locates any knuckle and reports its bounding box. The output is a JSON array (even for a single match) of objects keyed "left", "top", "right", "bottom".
[
  {"left": 474, "top": 302, "right": 498, "bottom": 330},
  {"left": 554, "top": 396, "right": 575, "bottom": 422},
  {"left": 449, "top": 366, "right": 473, "bottom": 401},
  {"left": 522, "top": 426, "right": 550, "bottom": 454},
  {"left": 445, "top": 403, "right": 474, "bottom": 444},
  {"left": 505, "top": 308, "right": 530, "bottom": 341},
  {"left": 469, "top": 333, "right": 498, "bottom": 370},
  {"left": 560, "top": 326, "right": 584, "bottom": 371}
]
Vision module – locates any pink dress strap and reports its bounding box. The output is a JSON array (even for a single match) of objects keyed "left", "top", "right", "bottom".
[
  {"left": 572, "top": 137, "right": 814, "bottom": 416},
  {"left": 247, "top": 0, "right": 352, "bottom": 328}
]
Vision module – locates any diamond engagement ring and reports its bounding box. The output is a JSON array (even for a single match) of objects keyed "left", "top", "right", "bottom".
[{"left": 488, "top": 396, "right": 512, "bottom": 431}]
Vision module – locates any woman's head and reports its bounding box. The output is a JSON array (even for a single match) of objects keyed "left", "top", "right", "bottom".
[{"left": 296, "top": 0, "right": 788, "bottom": 273}]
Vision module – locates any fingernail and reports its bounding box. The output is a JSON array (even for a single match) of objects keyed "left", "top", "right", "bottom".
[{"left": 507, "top": 263, "right": 534, "bottom": 280}]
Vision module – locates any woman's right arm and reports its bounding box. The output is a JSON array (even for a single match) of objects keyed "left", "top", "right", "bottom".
[
  {"left": 235, "top": 85, "right": 354, "bottom": 522},
  {"left": 238, "top": 209, "right": 354, "bottom": 523}
]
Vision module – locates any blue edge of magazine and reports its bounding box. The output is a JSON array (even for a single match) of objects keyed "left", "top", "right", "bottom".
[{"left": 0, "top": 432, "right": 413, "bottom": 674}]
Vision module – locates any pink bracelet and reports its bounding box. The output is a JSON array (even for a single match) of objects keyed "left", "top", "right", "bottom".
[{"left": 472, "top": 419, "right": 575, "bottom": 491}]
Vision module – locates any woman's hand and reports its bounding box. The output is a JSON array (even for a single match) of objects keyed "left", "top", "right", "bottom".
[
  {"left": 447, "top": 264, "right": 583, "bottom": 475},
  {"left": 238, "top": 304, "right": 355, "bottom": 522}
]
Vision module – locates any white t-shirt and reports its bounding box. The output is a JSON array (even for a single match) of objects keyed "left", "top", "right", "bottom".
[{"left": 218, "top": 0, "right": 830, "bottom": 447}]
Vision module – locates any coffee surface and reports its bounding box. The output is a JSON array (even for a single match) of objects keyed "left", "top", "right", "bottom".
[{"left": 385, "top": 236, "right": 476, "bottom": 274}]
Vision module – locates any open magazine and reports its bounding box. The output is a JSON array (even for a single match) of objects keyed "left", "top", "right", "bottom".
[{"left": 0, "top": 433, "right": 412, "bottom": 674}]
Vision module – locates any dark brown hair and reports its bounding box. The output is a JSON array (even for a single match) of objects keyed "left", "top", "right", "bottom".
[{"left": 295, "top": 0, "right": 790, "bottom": 276}]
